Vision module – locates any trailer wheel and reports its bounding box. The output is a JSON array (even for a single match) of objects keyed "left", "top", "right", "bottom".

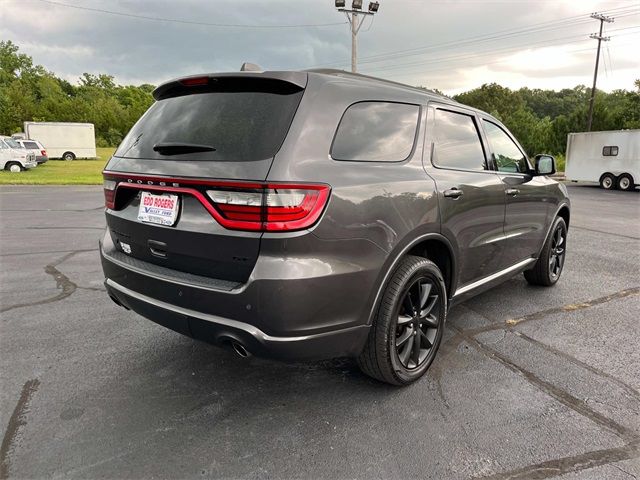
[
  {"left": 617, "top": 174, "right": 634, "bottom": 191},
  {"left": 599, "top": 173, "right": 616, "bottom": 190},
  {"left": 62, "top": 151, "right": 76, "bottom": 161}
]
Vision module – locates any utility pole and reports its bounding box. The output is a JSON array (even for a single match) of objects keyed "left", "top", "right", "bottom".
[
  {"left": 586, "top": 13, "right": 613, "bottom": 132},
  {"left": 334, "top": 1, "right": 380, "bottom": 73}
]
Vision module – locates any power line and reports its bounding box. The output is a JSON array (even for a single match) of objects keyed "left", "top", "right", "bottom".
[
  {"left": 359, "top": 26, "right": 640, "bottom": 75},
  {"left": 362, "top": 30, "right": 640, "bottom": 79},
  {"left": 31, "top": 0, "right": 348, "bottom": 29},
  {"left": 302, "top": 5, "right": 639, "bottom": 69}
]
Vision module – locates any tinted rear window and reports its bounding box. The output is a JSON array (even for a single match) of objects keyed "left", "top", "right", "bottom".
[
  {"left": 331, "top": 102, "right": 420, "bottom": 162},
  {"left": 115, "top": 87, "right": 303, "bottom": 161},
  {"left": 24, "top": 142, "right": 39, "bottom": 149}
]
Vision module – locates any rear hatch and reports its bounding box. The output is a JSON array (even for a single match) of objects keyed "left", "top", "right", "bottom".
[{"left": 103, "top": 73, "right": 307, "bottom": 283}]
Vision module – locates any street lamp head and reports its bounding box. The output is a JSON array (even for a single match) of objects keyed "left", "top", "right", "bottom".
[
  {"left": 335, "top": 0, "right": 346, "bottom": 8},
  {"left": 352, "top": 0, "right": 362, "bottom": 10},
  {"left": 368, "top": 1, "right": 379, "bottom": 12}
]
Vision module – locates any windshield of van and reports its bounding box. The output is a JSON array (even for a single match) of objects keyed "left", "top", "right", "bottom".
[{"left": 115, "top": 88, "right": 304, "bottom": 161}]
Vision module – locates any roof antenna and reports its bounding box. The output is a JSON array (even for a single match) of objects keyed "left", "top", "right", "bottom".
[{"left": 240, "top": 62, "right": 262, "bottom": 72}]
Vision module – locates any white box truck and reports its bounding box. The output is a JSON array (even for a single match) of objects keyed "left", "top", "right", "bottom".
[
  {"left": 23, "top": 122, "right": 96, "bottom": 160},
  {"left": 565, "top": 129, "right": 639, "bottom": 191}
]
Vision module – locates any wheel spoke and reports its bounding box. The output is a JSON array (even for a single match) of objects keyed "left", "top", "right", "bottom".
[
  {"left": 420, "top": 329, "right": 433, "bottom": 349},
  {"left": 418, "top": 282, "right": 432, "bottom": 309},
  {"left": 397, "top": 314, "right": 413, "bottom": 325},
  {"left": 403, "top": 293, "right": 414, "bottom": 315},
  {"left": 399, "top": 339, "right": 412, "bottom": 365},
  {"left": 421, "top": 314, "right": 438, "bottom": 329},
  {"left": 411, "top": 333, "right": 421, "bottom": 366},
  {"left": 396, "top": 329, "right": 412, "bottom": 347},
  {"left": 420, "top": 295, "right": 438, "bottom": 318}
]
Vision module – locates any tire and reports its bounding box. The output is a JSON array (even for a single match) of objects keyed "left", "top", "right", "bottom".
[
  {"left": 357, "top": 255, "right": 447, "bottom": 386},
  {"left": 62, "top": 151, "right": 76, "bottom": 161},
  {"left": 524, "top": 217, "right": 567, "bottom": 287},
  {"left": 599, "top": 173, "right": 616, "bottom": 190},
  {"left": 617, "top": 173, "right": 635, "bottom": 191},
  {"left": 5, "top": 162, "right": 23, "bottom": 173}
]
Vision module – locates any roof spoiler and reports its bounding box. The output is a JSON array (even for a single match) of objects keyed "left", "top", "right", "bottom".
[{"left": 153, "top": 71, "right": 308, "bottom": 100}]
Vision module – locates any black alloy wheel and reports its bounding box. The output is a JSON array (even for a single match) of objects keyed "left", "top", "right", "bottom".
[
  {"left": 548, "top": 223, "right": 566, "bottom": 281},
  {"left": 394, "top": 277, "right": 441, "bottom": 369}
]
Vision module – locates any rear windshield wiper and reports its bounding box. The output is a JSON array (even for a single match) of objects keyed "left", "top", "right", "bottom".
[{"left": 152, "top": 142, "right": 216, "bottom": 155}]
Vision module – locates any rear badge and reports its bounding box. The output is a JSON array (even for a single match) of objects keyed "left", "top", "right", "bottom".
[{"left": 120, "top": 242, "right": 132, "bottom": 254}]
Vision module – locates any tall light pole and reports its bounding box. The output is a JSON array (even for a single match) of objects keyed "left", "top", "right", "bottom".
[
  {"left": 586, "top": 12, "right": 614, "bottom": 132},
  {"left": 334, "top": 1, "right": 380, "bottom": 73}
]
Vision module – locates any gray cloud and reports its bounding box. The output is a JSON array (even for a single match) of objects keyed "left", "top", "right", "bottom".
[{"left": 2, "top": 0, "right": 639, "bottom": 93}]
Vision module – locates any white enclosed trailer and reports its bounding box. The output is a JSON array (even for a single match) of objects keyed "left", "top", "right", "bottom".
[
  {"left": 23, "top": 122, "right": 96, "bottom": 160},
  {"left": 565, "top": 129, "right": 639, "bottom": 191}
]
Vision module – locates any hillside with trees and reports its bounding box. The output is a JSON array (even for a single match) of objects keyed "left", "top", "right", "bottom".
[{"left": 1, "top": 40, "right": 639, "bottom": 155}]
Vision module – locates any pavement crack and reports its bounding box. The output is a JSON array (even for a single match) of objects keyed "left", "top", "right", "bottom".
[
  {"left": 0, "top": 251, "right": 80, "bottom": 314},
  {"left": 477, "top": 439, "right": 640, "bottom": 480},
  {"left": 465, "top": 287, "right": 640, "bottom": 335},
  {"left": 452, "top": 326, "right": 637, "bottom": 442},
  {"left": 513, "top": 330, "right": 640, "bottom": 403},
  {"left": 0, "top": 379, "right": 40, "bottom": 480}
]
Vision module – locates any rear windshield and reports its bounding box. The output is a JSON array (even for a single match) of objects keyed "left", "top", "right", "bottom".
[{"left": 115, "top": 87, "right": 304, "bottom": 161}]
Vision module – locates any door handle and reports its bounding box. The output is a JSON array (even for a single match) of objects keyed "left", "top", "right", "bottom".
[
  {"left": 443, "top": 188, "right": 464, "bottom": 199},
  {"left": 506, "top": 188, "right": 520, "bottom": 196}
]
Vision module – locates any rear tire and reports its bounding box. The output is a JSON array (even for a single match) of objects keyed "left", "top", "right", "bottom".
[
  {"left": 600, "top": 173, "right": 616, "bottom": 190},
  {"left": 617, "top": 173, "right": 634, "bottom": 191},
  {"left": 357, "top": 255, "right": 447, "bottom": 386},
  {"left": 524, "top": 217, "right": 567, "bottom": 287},
  {"left": 62, "top": 151, "right": 76, "bottom": 161},
  {"left": 5, "top": 162, "right": 22, "bottom": 173}
]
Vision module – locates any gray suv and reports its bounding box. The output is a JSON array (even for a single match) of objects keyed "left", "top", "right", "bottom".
[{"left": 100, "top": 70, "right": 570, "bottom": 385}]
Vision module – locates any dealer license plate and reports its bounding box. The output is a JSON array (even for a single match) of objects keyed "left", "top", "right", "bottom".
[{"left": 137, "top": 192, "right": 180, "bottom": 226}]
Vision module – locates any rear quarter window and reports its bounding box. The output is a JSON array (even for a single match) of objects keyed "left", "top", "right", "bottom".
[
  {"left": 24, "top": 142, "right": 39, "bottom": 149},
  {"left": 331, "top": 102, "right": 420, "bottom": 162}
]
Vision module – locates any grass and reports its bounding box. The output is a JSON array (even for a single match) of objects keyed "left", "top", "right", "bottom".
[{"left": 0, "top": 147, "right": 115, "bottom": 185}]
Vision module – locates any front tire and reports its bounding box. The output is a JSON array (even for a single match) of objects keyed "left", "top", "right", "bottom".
[
  {"left": 617, "top": 173, "right": 634, "bottom": 191},
  {"left": 358, "top": 255, "right": 447, "bottom": 386},
  {"left": 524, "top": 217, "right": 567, "bottom": 286}
]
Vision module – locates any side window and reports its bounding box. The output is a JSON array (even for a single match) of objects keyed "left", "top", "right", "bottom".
[
  {"left": 0, "top": 141, "right": 7, "bottom": 149},
  {"left": 331, "top": 102, "right": 420, "bottom": 162},
  {"left": 25, "top": 142, "right": 39, "bottom": 149},
  {"left": 483, "top": 120, "right": 529, "bottom": 173},
  {"left": 603, "top": 146, "right": 618, "bottom": 156},
  {"left": 432, "top": 109, "right": 486, "bottom": 171}
]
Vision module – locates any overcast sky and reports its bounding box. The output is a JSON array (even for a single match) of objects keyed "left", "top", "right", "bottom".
[{"left": 2, "top": 0, "right": 639, "bottom": 94}]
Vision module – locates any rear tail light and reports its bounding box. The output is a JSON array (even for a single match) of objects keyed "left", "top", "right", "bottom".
[
  {"left": 206, "top": 184, "right": 330, "bottom": 231},
  {"left": 41, "top": 150, "right": 47, "bottom": 156},
  {"left": 102, "top": 172, "right": 330, "bottom": 232},
  {"left": 104, "top": 179, "right": 117, "bottom": 209}
]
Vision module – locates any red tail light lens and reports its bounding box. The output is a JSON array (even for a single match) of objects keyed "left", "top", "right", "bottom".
[
  {"left": 41, "top": 150, "right": 47, "bottom": 156},
  {"left": 179, "top": 76, "right": 209, "bottom": 87},
  {"left": 104, "top": 179, "right": 116, "bottom": 209},
  {"left": 207, "top": 184, "right": 330, "bottom": 231}
]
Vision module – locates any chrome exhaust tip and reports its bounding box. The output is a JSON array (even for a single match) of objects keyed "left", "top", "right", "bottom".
[{"left": 231, "top": 341, "right": 251, "bottom": 358}]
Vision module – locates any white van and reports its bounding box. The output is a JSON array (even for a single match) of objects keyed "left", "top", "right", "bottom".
[{"left": 1, "top": 136, "right": 37, "bottom": 172}]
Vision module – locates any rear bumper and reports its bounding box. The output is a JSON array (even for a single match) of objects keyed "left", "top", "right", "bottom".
[
  {"left": 100, "top": 230, "right": 385, "bottom": 360},
  {"left": 105, "top": 278, "right": 368, "bottom": 360},
  {"left": 36, "top": 156, "right": 48, "bottom": 164}
]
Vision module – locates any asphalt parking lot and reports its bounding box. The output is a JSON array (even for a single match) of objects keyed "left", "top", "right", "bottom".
[{"left": 1, "top": 184, "right": 638, "bottom": 479}]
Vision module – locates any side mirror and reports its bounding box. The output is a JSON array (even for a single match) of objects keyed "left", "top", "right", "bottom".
[{"left": 534, "top": 154, "right": 555, "bottom": 176}]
